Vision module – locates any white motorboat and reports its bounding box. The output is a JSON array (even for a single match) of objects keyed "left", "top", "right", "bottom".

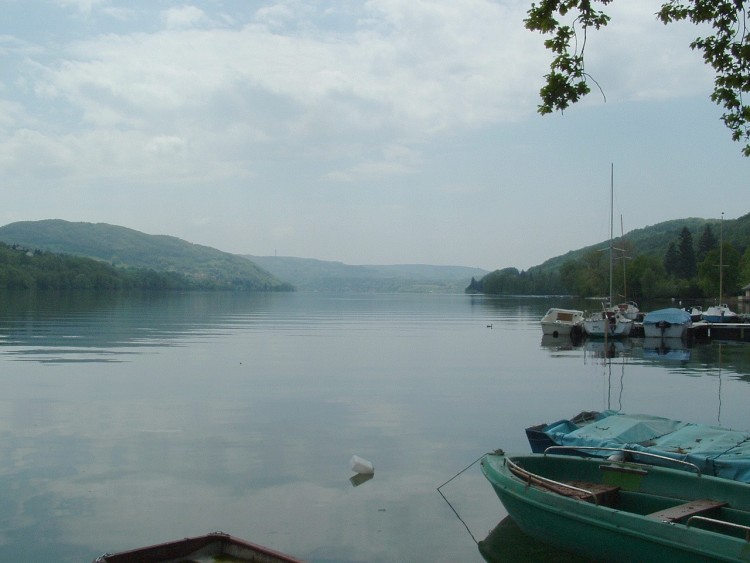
[
  {"left": 613, "top": 300, "right": 639, "bottom": 320},
  {"left": 583, "top": 309, "right": 633, "bottom": 338},
  {"left": 642, "top": 308, "right": 692, "bottom": 339},
  {"left": 540, "top": 308, "right": 584, "bottom": 337},
  {"left": 702, "top": 304, "right": 739, "bottom": 323}
]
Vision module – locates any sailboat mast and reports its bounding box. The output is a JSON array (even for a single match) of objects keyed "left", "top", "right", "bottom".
[
  {"left": 609, "top": 163, "right": 614, "bottom": 306},
  {"left": 719, "top": 211, "right": 724, "bottom": 303}
]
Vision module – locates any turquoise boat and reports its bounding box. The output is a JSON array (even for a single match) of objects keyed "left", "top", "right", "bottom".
[
  {"left": 481, "top": 450, "right": 750, "bottom": 562},
  {"left": 526, "top": 410, "right": 750, "bottom": 483}
]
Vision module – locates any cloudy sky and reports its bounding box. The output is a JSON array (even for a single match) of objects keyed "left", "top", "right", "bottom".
[{"left": 2, "top": 1, "right": 747, "bottom": 270}]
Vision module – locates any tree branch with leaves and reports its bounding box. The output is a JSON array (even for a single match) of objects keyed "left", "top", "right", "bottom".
[{"left": 525, "top": 0, "right": 750, "bottom": 156}]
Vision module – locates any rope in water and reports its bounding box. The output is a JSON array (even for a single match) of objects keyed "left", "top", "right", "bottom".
[{"left": 436, "top": 452, "right": 490, "bottom": 545}]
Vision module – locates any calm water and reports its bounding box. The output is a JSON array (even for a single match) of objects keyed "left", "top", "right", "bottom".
[{"left": 0, "top": 291, "right": 748, "bottom": 562}]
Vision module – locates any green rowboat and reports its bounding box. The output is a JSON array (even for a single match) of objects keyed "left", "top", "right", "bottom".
[{"left": 481, "top": 449, "right": 750, "bottom": 562}]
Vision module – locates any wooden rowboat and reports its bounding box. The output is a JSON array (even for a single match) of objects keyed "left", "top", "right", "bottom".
[
  {"left": 93, "top": 531, "right": 304, "bottom": 563},
  {"left": 481, "top": 449, "right": 750, "bottom": 562}
]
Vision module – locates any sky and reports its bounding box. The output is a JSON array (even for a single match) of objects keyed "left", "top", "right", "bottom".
[{"left": 1, "top": 0, "right": 747, "bottom": 271}]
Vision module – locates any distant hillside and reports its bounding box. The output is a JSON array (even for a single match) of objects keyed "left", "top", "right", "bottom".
[
  {"left": 529, "top": 217, "right": 721, "bottom": 275},
  {"left": 246, "top": 255, "right": 488, "bottom": 292},
  {"left": 471, "top": 212, "right": 750, "bottom": 297},
  {"left": 0, "top": 220, "right": 292, "bottom": 291}
]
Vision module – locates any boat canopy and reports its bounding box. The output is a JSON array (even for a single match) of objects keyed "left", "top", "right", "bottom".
[
  {"left": 537, "top": 410, "right": 750, "bottom": 482},
  {"left": 642, "top": 308, "right": 692, "bottom": 325}
]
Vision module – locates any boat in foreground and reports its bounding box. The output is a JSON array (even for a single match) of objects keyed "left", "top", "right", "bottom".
[
  {"left": 481, "top": 449, "right": 750, "bottom": 562},
  {"left": 643, "top": 308, "right": 693, "bottom": 339},
  {"left": 525, "top": 410, "right": 750, "bottom": 483},
  {"left": 93, "top": 532, "right": 304, "bottom": 563},
  {"left": 540, "top": 308, "right": 584, "bottom": 338}
]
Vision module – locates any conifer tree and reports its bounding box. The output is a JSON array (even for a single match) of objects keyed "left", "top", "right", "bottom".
[
  {"left": 677, "top": 227, "right": 697, "bottom": 279},
  {"left": 697, "top": 224, "right": 718, "bottom": 262},
  {"left": 664, "top": 242, "right": 680, "bottom": 277}
]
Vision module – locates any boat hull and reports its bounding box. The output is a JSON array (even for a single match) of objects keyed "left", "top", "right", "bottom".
[
  {"left": 94, "top": 532, "right": 303, "bottom": 563},
  {"left": 482, "top": 452, "right": 750, "bottom": 563},
  {"left": 643, "top": 323, "right": 689, "bottom": 339},
  {"left": 703, "top": 305, "right": 740, "bottom": 323},
  {"left": 540, "top": 308, "right": 584, "bottom": 337},
  {"left": 643, "top": 308, "right": 693, "bottom": 340},
  {"left": 583, "top": 314, "right": 632, "bottom": 338}
]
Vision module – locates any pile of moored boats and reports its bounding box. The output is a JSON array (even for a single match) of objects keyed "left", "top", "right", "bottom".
[{"left": 541, "top": 300, "right": 744, "bottom": 343}]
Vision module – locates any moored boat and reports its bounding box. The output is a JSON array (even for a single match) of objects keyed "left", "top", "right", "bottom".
[
  {"left": 703, "top": 304, "right": 740, "bottom": 323},
  {"left": 684, "top": 305, "right": 703, "bottom": 322},
  {"left": 93, "top": 532, "right": 304, "bottom": 563},
  {"left": 643, "top": 308, "right": 693, "bottom": 339},
  {"left": 614, "top": 300, "right": 640, "bottom": 320},
  {"left": 481, "top": 449, "right": 750, "bottom": 562},
  {"left": 582, "top": 308, "right": 633, "bottom": 338},
  {"left": 540, "top": 308, "right": 584, "bottom": 338},
  {"left": 582, "top": 165, "right": 633, "bottom": 340},
  {"left": 525, "top": 410, "right": 750, "bottom": 482}
]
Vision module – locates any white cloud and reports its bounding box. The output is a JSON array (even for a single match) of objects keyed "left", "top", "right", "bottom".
[
  {"left": 54, "top": 0, "right": 107, "bottom": 16},
  {"left": 161, "top": 6, "right": 210, "bottom": 30},
  {"left": 1, "top": 1, "right": 745, "bottom": 268}
]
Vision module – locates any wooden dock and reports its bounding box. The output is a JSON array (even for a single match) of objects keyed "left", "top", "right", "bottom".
[{"left": 632, "top": 321, "right": 750, "bottom": 343}]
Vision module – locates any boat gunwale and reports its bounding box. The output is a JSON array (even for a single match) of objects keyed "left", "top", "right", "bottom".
[
  {"left": 483, "top": 451, "right": 750, "bottom": 563},
  {"left": 542, "top": 445, "right": 703, "bottom": 476}
]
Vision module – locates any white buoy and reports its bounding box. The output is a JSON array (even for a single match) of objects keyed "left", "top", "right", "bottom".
[{"left": 350, "top": 455, "right": 374, "bottom": 475}]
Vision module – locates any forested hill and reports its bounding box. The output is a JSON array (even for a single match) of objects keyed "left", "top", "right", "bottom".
[
  {"left": 247, "top": 255, "right": 488, "bottom": 292},
  {"left": 0, "top": 220, "right": 292, "bottom": 291},
  {"left": 469, "top": 213, "right": 750, "bottom": 298}
]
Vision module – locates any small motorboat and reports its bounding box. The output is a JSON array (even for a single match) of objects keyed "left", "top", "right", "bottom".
[
  {"left": 582, "top": 309, "right": 633, "bottom": 339},
  {"left": 481, "top": 449, "right": 750, "bottom": 562},
  {"left": 642, "top": 308, "right": 693, "bottom": 339},
  {"left": 539, "top": 308, "right": 584, "bottom": 338},
  {"left": 93, "top": 532, "right": 304, "bottom": 562},
  {"left": 702, "top": 304, "right": 740, "bottom": 323},
  {"left": 614, "top": 300, "right": 640, "bottom": 321}
]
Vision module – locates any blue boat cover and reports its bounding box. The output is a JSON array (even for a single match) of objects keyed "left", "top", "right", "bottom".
[
  {"left": 642, "top": 308, "right": 692, "bottom": 325},
  {"left": 538, "top": 410, "right": 750, "bottom": 482}
]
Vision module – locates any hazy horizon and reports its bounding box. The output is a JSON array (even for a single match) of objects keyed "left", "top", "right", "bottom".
[{"left": 3, "top": 2, "right": 748, "bottom": 271}]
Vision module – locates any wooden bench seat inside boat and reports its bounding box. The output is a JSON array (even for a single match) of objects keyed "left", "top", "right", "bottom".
[
  {"left": 507, "top": 463, "right": 620, "bottom": 505},
  {"left": 648, "top": 499, "right": 727, "bottom": 522},
  {"left": 562, "top": 480, "right": 620, "bottom": 505}
]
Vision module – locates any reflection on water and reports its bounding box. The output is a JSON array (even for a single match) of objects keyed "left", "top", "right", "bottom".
[
  {"left": 0, "top": 291, "right": 748, "bottom": 562},
  {"left": 643, "top": 337, "right": 691, "bottom": 361},
  {"left": 479, "top": 517, "right": 596, "bottom": 562}
]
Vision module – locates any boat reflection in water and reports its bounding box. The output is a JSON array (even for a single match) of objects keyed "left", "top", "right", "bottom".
[
  {"left": 643, "top": 337, "right": 692, "bottom": 362},
  {"left": 540, "top": 334, "right": 583, "bottom": 352},
  {"left": 478, "top": 516, "right": 595, "bottom": 563},
  {"left": 583, "top": 338, "right": 633, "bottom": 360}
]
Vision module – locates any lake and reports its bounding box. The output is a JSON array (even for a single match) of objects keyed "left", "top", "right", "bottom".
[{"left": 0, "top": 290, "right": 748, "bottom": 562}]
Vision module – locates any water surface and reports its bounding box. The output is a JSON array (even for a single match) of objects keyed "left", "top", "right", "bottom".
[{"left": 0, "top": 291, "right": 747, "bottom": 562}]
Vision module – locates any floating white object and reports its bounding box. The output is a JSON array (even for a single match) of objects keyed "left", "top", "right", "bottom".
[{"left": 350, "top": 455, "right": 374, "bottom": 475}]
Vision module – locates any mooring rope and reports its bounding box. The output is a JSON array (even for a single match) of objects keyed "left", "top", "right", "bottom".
[{"left": 436, "top": 452, "right": 489, "bottom": 545}]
